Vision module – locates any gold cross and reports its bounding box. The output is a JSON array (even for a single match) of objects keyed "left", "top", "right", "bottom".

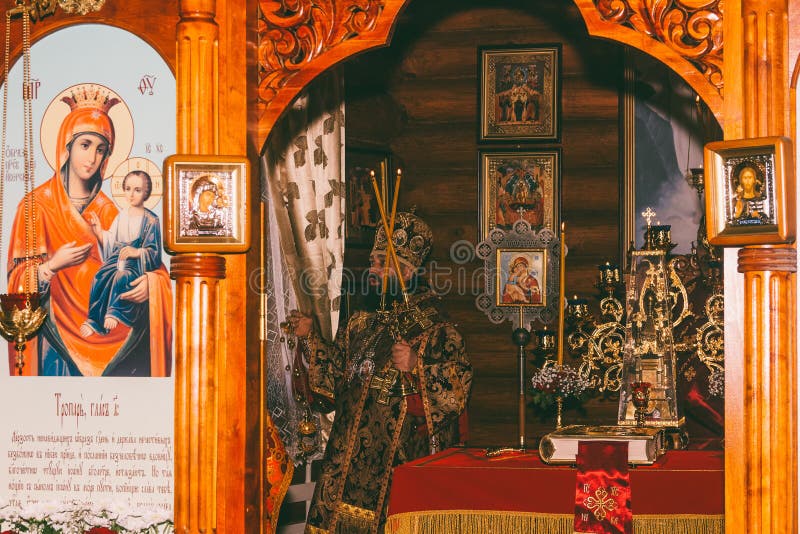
[
  {"left": 641, "top": 206, "right": 657, "bottom": 226},
  {"left": 390, "top": 304, "right": 436, "bottom": 338},
  {"left": 411, "top": 306, "right": 436, "bottom": 330},
  {"left": 584, "top": 487, "right": 617, "bottom": 521},
  {"left": 370, "top": 368, "right": 401, "bottom": 405}
]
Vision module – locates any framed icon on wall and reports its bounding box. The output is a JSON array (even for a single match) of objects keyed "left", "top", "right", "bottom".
[
  {"left": 478, "top": 44, "right": 561, "bottom": 142},
  {"left": 704, "top": 136, "right": 794, "bottom": 246},
  {"left": 164, "top": 154, "right": 250, "bottom": 252}
]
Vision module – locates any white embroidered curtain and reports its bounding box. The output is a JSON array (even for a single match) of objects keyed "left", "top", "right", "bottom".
[
  {"left": 263, "top": 68, "right": 345, "bottom": 342},
  {"left": 262, "top": 69, "right": 345, "bottom": 464}
]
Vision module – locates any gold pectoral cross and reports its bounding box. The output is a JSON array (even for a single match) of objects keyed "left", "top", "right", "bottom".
[
  {"left": 396, "top": 305, "right": 436, "bottom": 334},
  {"left": 410, "top": 305, "right": 436, "bottom": 330},
  {"left": 370, "top": 368, "right": 401, "bottom": 405}
]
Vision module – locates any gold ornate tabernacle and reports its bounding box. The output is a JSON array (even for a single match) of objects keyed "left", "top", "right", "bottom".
[{"left": 549, "top": 207, "right": 724, "bottom": 446}]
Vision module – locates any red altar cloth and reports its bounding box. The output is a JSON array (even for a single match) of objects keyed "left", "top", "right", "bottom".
[{"left": 388, "top": 447, "right": 723, "bottom": 516}]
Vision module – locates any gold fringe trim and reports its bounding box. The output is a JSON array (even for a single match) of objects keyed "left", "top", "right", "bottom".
[
  {"left": 385, "top": 510, "right": 724, "bottom": 534},
  {"left": 633, "top": 514, "right": 724, "bottom": 534}
]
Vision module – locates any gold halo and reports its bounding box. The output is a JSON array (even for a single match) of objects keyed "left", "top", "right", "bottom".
[
  {"left": 40, "top": 83, "right": 134, "bottom": 179},
  {"left": 110, "top": 157, "right": 163, "bottom": 210}
]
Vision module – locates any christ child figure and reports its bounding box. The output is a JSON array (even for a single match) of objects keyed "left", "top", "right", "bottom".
[{"left": 80, "top": 170, "right": 163, "bottom": 337}]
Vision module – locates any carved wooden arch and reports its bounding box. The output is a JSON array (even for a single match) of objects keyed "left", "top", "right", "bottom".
[
  {"left": 573, "top": 0, "right": 723, "bottom": 122},
  {"left": 256, "top": 0, "right": 724, "bottom": 145}
]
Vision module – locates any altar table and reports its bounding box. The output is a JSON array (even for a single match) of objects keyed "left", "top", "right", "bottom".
[{"left": 387, "top": 446, "right": 723, "bottom": 534}]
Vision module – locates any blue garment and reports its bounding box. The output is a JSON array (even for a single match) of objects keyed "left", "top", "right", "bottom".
[{"left": 86, "top": 208, "right": 162, "bottom": 335}]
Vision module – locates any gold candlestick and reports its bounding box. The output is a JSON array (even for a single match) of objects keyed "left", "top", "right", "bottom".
[{"left": 555, "top": 395, "right": 564, "bottom": 429}]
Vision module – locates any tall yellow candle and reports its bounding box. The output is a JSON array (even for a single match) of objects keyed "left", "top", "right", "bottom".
[
  {"left": 381, "top": 169, "right": 403, "bottom": 295},
  {"left": 557, "top": 222, "right": 566, "bottom": 366}
]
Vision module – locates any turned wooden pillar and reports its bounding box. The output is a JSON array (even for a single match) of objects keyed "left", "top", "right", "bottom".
[
  {"left": 177, "top": 0, "right": 219, "bottom": 156},
  {"left": 173, "top": 2, "right": 222, "bottom": 533},
  {"left": 171, "top": 255, "right": 226, "bottom": 533},
  {"left": 725, "top": 2, "right": 798, "bottom": 533},
  {"left": 738, "top": 248, "right": 797, "bottom": 532}
]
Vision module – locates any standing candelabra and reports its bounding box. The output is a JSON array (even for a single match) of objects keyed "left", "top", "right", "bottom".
[
  {"left": 475, "top": 221, "right": 563, "bottom": 453},
  {"left": 562, "top": 262, "right": 626, "bottom": 393},
  {"left": 512, "top": 310, "right": 531, "bottom": 448}
]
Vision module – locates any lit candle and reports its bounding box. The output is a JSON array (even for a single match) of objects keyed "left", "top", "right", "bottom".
[
  {"left": 535, "top": 329, "right": 557, "bottom": 352},
  {"left": 567, "top": 295, "right": 589, "bottom": 320},
  {"left": 0, "top": 290, "right": 37, "bottom": 313},
  {"left": 598, "top": 261, "right": 620, "bottom": 285},
  {"left": 557, "top": 222, "right": 566, "bottom": 366}
]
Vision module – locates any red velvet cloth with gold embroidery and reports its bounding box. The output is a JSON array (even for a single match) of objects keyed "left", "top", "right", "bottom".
[
  {"left": 573, "top": 441, "right": 632, "bottom": 534},
  {"left": 388, "top": 446, "right": 723, "bottom": 516}
]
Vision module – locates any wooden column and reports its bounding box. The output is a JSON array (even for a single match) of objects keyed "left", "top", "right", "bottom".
[
  {"left": 738, "top": 248, "right": 797, "bottom": 533},
  {"left": 177, "top": 0, "right": 219, "bottom": 155},
  {"left": 171, "top": 254, "right": 226, "bottom": 533},
  {"left": 173, "top": 2, "right": 224, "bottom": 533},
  {"left": 726, "top": 2, "right": 798, "bottom": 533}
]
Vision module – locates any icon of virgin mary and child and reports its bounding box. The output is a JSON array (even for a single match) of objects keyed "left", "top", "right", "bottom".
[
  {"left": 502, "top": 255, "right": 542, "bottom": 305},
  {"left": 6, "top": 84, "right": 172, "bottom": 377}
]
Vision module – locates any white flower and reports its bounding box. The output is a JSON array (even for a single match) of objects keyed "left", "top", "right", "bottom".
[
  {"left": 0, "top": 499, "right": 174, "bottom": 533},
  {"left": 118, "top": 514, "right": 151, "bottom": 531},
  {"left": 708, "top": 369, "right": 724, "bottom": 397},
  {"left": 141, "top": 509, "right": 171, "bottom": 525},
  {"left": 531, "top": 364, "right": 589, "bottom": 398}
]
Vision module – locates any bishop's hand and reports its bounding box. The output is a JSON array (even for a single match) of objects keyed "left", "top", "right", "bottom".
[{"left": 288, "top": 310, "right": 313, "bottom": 338}]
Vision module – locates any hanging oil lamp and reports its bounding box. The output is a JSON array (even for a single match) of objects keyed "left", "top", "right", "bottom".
[{"left": 0, "top": 1, "right": 47, "bottom": 375}]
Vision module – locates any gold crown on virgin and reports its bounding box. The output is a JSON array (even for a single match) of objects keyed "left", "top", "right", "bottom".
[
  {"left": 61, "top": 85, "right": 120, "bottom": 114},
  {"left": 372, "top": 211, "right": 433, "bottom": 270}
]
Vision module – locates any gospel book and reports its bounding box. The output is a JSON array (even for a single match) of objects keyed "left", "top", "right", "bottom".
[{"left": 538, "top": 425, "right": 665, "bottom": 465}]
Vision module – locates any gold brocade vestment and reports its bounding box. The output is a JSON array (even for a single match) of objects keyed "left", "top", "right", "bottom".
[{"left": 303, "top": 289, "right": 472, "bottom": 534}]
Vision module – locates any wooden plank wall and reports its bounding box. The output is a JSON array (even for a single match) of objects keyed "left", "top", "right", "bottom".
[{"left": 344, "top": 0, "right": 623, "bottom": 446}]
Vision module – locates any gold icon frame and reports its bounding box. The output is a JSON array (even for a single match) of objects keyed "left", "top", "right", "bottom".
[
  {"left": 704, "top": 136, "right": 794, "bottom": 246},
  {"left": 164, "top": 154, "right": 250, "bottom": 253}
]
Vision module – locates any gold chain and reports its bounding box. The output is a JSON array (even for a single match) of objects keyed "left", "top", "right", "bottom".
[
  {"left": 21, "top": 5, "right": 36, "bottom": 293},
  {"left": 1, "top": 8, "right": 11, "bottom": 274},
  {"left": 1, "top": 3, "right": 38, "bottom": 294}
]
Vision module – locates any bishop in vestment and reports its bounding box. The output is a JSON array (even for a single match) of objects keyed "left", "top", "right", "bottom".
[{"left": 290, "top": 212, "right": 472, "bottom": 534}]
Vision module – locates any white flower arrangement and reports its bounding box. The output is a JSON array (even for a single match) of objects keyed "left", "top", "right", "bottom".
[
  {"left": 530, "top": 363, "right": 590, "bottom": 399},
  {"left": 0, "top": 498, "right": 173, "bottom": 534},
  {"left": 708, "top": 369, "right": 724, "bottom": 398}
]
